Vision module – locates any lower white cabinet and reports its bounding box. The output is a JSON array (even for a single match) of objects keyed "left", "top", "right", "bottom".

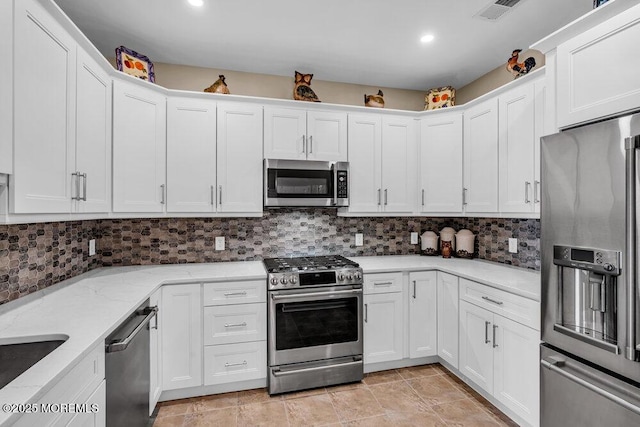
[
  {"left": 203, "top": 341, "right": 267, "bottom": 386},
  {"left": 161, "top": 284, "right": 203, "bottom": 391},
  {"left": 363, "top": 273, "right": 404, "bottom": 364},
  {"left": 459, "top": 300, "right": 494, "bottom": 392},
  {"left": 408, "top": 271, "right": 437, "bottom": 358},
  {"left": 149, "top": 289, "right": 162, "bottom": 415},
  {"left": 437, "top": 272, "right": 459, "bottom": 368},
  {"left": 203, "top": 303, "right": 266, "bottom": 346},
  {"left": 67, "top": 380, "right": 106, "bottom": 427}
]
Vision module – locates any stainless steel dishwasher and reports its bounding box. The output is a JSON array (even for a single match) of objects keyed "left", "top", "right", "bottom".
[{"left": 105, "top": 300, "right": 157, "bottom": 427}]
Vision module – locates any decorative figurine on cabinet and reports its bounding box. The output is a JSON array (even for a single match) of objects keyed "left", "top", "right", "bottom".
[
  {"left": 364, "top": 90, "right": 385, "bottom": 108},
  {"left": 204, "top": 75, "right": 230, "bottom": 94},
  {"left": 293, "top": 71, "right": 321, "bottom": 102},
  {"left": 506, "top": 49, "right": 536, "bottom": 79}
]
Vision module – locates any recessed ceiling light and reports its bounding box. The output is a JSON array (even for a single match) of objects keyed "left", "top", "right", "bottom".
[
  {"left": 188, "top": 0, "right": 204, "bottom": 7},
  {"left": 420, "top": 34, "right": 435, "bottom": 43}
]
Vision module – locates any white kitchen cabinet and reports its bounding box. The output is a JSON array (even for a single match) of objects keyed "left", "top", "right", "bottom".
[
  {"left": 0, "top": 0, "right": 12, "bottom": 175},
  {"left": 149, "top": 289, "right": 162, "bottom": 415},
  {"left": 533, "top": 79, "right": 547, "bottom": 214},
  {"left": 556, "top": 2, "right": 640, "bottom": 128},
  {"left": 216, "top": 102, "right": 263, "bottom": 213},
  {"left": 12, "top": 0, "right": 76, "bottom": 213},
  {"left": 408, "top": 271, "right": 437, "bottom": 358},
  {"left": 203, "top": 303, "right": 267, "bottom": 346},
  {"left": 463, "top": 98, "right": 498, "bottom": 213},
  {"left": 264, "top": 107, "right": 347, "bottom": 161},
  {"left": 166, "top": 97, "right": 217, "bottom": 213},
  {"left": 347, "top": 114, "right": 416, "bottom": 214},
  {"left": 419, "top": 112, "right": 463, "bottom": 213},
  {"left": 498, "top": 82, "right": 536, "bottom": 213},
  {"left": 113, "top": 79, "right": 167, "bottom": 213},
  {"left": 459, "top": 299, "right": 495, "bottom": 393},
  {"left": 204, "top": 341, "right": 267, "bottom": 386},
  {"left": 67, "top": 379, "right": 106, "bottom": 427},
  {"left": 161, "top": 284, "right": 203, "bottom": 391},
  {"left": 363, "top": 272, "right": 404, "bottom": 364},
  {"left": 437, "top": 272, "right": 459, "bottom": 368}
]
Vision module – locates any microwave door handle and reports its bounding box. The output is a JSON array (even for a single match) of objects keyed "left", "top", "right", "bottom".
[
  {"left": 625, "top": 135, "right": 640, "bottom": 360},
  {"left": 333, "top": 164, "right": 338, "bottom": 206}
]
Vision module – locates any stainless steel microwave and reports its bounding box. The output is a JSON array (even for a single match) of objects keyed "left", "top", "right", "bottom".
[{"left": 264, "top": 159, "right": 349, "bottom": 207}]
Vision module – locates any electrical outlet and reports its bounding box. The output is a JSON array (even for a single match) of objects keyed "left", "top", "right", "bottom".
[
  {"left": 508, "top": 238, "right": 518, "bottom": 254},
  {"left": 215, "top": 236, "right": 225, "bottom": 251},
  {"left": 410, "top": 232, "right": 419, "bottom": 245},
  {"left": 355, "top": 233, "right": 363, "bottom": 246},
  {"left": 89, "top": 239, "right": 96, "bottom": 256}
]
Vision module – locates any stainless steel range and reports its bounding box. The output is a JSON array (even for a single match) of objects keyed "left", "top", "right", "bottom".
[{"left": 264, "top": 255, "right": 364, "bottom": 395}]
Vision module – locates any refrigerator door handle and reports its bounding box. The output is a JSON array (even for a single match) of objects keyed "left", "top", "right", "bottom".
[
  {"left": 625, "top": 135, "right": 640, "bottom": 361},
  {"left": 541, "top": 356, "right": 640, "bottom": 416}
]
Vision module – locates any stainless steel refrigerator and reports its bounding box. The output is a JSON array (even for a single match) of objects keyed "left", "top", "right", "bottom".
[{"left": 541, "top": 112, "right": 640, "bottom": 425}]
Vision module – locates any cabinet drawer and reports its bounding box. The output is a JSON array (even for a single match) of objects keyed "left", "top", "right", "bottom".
[
  {"left": 364, "top": 272, "right": 403, "bottom": 294},
  {"left": 13, "top": 343, "right": 105, "bottom": 427},
  {"left": 204, "top": 303, "right": 267, "bottom": 345},
  {"left": 203, "top": 341, "right": 267, "bottom": 386},
  {"left": 203, "top": 280, "right": 266, "bottom": 306},
  {"left": 459, "top": 278, "right": 539, "bottom": 331}
]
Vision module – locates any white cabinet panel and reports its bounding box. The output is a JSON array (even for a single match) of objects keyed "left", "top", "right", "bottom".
[
  {"left": 12, "top": 0, "right": 76, "bottom": 213},
  {"left": 113, "top": 80, "right": 166, "bottom": 213},
  {"left": 0, "top": 0, "right": 13, "bottom": 174},
  {"left": 364, "top": 272, "right": 403, "bottom": 294},
  {"left": 347, "top": 114, "right": 382, "bottom": 213},
  {"left": 459, "top": 300, "right": 494, "bottom": 393},
  {"left": 149, "top": 289, "right": 162, "bottom": 416},
  {"left": 166, "top": 97, "right": 217, "bottom": 213},
  {"left": 381, "top": 116, "right": 416, "bottom": 213},
  {"left": 306, "top": 111, "right": 348, "bottom": 161},
  {"left": 419, "top": 112, "right": 463, "bottom": 213},
  {"left": 203, "top": 303, "right": 266, "bottom": 345},
  {"left": 217, "top": 103, "right": 263, "bottom": 213},
  {"left": 463, "top": 98, "right": 498, "bottom": 213},
  {"left": 363, "top": 292, "right": 403, "bottom": 364},
  {"left": 437, "top": 272, "right": 459, "bottom": 368},
  {"left": 67, "top": 379, "right": 106, "bottom": 427},
  {"left": 408, "top": 271, "right": 437, "bottom": 358},
  {"left": 203, "top": 280, "right": 266, "bottom": 306},
  {"left": 264, "top": 107, "right": 306, "bottom": 160},
  {"left": 203, "top": 341, "right": 266, "bottom": 386},
  {"left": 161, "top": 284, "right": 202, "bottom": 390}
]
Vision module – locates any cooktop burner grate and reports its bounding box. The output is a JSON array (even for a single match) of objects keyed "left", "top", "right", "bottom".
[{"left": 262, "top": 255, "right": 358, "bottom": 273}]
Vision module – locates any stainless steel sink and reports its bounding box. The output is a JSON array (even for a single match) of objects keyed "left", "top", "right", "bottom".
[{"left": 0, "top": 335, "right": 68, "bottom": 389}]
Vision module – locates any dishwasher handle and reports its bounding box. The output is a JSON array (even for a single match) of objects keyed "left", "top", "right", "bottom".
[{"left": 106, "top": 306, "right": 158, "bottom": 353}]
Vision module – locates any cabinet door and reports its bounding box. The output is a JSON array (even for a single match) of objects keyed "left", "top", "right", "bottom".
[
  {"left": 67, "top": 380, "right": 106, "bottom": 427},
  {"left": 459, "top": 300, "right": 494, "bottom": 393},
  {"left": 347, "top": 114, "right": 382, "bottom": 213},
  {"left": 12, "top": 0, "right": 76, "bottom": 213},
  {"left": 364, "top": 292, "right": 403, "bottom": 364},
  {"left": 263, "top": 107, "right": 306, "bottom": 160},
  {"left": 499, "top": 83, "right": 535, "bottom": 213},
  {"left": 534, "top": 79, "right": 547, "bottom": 214},
  {"left": 217, "top": 102, "right": 263, "bottom": 213},
  {"left": 75, "top": 48, "right": 111, "bottom": 213},
  {"left": 463, "top": 98, "right": 498, "bottom": 213},
  {"left": 161, "top": 284, "right": 202, "bottom": 390},
  {"left": 0, "top": 0, "right": 12, "bottom": 174},
  {"left": 419, "top": 112, "right": 463, "bottom": 213},
  {"left": 113, "top": 80, "right": 166, "bottom": 212},
  {"left": 381, "top": 116, "right": 416, "bottom": 213},
  {"left": 437, "top": 272, "right": 459, "bottom": 368},
  {"left": 306, "top": 111, "right": 348, "bottom": 161},
  {"left": 167, "top": 97, "right": 216, "bottom": 213},
  {"left": 149, "top": 289, "right": 162, "bottom": 416},
  {"left": 493, "top": 315, "right": 540, "bottom": 427},
  {"left": 409, "top": 271, "right": 437, "bottom": 358}
]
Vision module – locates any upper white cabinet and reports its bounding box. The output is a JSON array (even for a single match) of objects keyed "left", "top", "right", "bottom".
[
  {"left": 0, "top": 0, "right": 12, "bottom": 175},
  {"left": 347, "top": 114, "right": 416, "bottom": 214},
  {"left": 408, "top": 271, "right": 437, "bottom": 358},
  {"left": 556, "top": 2, "right": 640, "bottom": 128},
  {"left": 12, "top": 0, "right": 76, "bottom": 213},
  {"left": 264, "top": 107, "right": 347, "bottom": 161},
  {"left": 463, "top": 98, "right": 499, "bottom": 213},
  {"left": 419, "top": 112, "right": 463, "bottom": 213},
  {"left": 217, "top": 102, "right": 263, "bottom": 213},
  {"left": 166, "top": 97, "right": 217, "bottom": 213},
  {"left": 113, "top": 79, "right": 167, "bottom": 213}
]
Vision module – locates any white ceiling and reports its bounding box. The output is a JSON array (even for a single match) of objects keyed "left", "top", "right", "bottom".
[{"left": 54, "top": 0, "right": 593, "bottom": 91}]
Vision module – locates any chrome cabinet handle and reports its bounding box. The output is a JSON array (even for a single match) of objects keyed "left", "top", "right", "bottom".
[
  {"left": 412, "top": 280, "right": 417, "bottom": 299},
  {"left": 160, "top": 184, "right": 165, "bottom": 204},
  {"left": 81, "top": 173, "right": 87, "bottom": 201},
  {"left": 224, "top": 322, "right": 247, "bottom": 328},
  {"left": 384, "top": 189, "right": 388, "bottom": 205},
  {"left": 525, "top": 181, "right": 531, "bottom": 203},
  {"left": 309, "top": 135, "right": 313, "bottom": 153},
  {"left": 224, "top": 291, "right": 247, "bottom": 297},
  {"left": 374, "top": 281, "right": 393, "bottom": 287},
  {"left": 485, "top": 321, "right": 491, "bottom": 344},
  {"left": 492, "top": 325, "right": 498, "bottom": 348},
  {"left": 534, "top": 180, "right": 540, "bottom": 203},
  {"left": 482, "top": 296, "right": 504, "bottom": 306},
  {"left": 152, "top": 307, "right": 159, "bottom": 330},
  {"left": 462, "top": 188, "right": 468, "bottom": 205},
  {"left": 211, "top": 185, "right": 215, "bottom": 206},
  {"left": 302, "top": 135, "right": 306, "bottom": 153},
  {"left": 377, "top": 189, "right": 381, "bottom": 206},
  {"left": 625, "top": 135, "right": 640, "bottom": 361},
  {"left": 421, "top": 189, "right": 425, "bottom": 206},
  {"left": 225, "top": 360, "right": 247, "bottom": 368},
  {"left": 71, "top": 172, "right": 81, "bottom": 201},
  {"left": 364, "top": 303, "right": 368, "bottom": 323},
  {"left": 219, "top": 185, "right": 222, "bottom": 205}
]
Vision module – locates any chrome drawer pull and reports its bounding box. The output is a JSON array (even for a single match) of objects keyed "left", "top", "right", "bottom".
[
  {"left": 493, "top": 325, "right": 499, "bottom": 348},
  {"left": 224, "top": 291, "right": 248, "bottom": 297},
  {"left": 482, "top": 296, "right": 504, "bottom": 305},
  {"left": 225, "top": 360, "right": 248, "bottom": 368},
  {"left": 374, "top": 281, "right": 393, "bottom": 286},
  {"left": 485, "top": 321, "right": 491, "bottom": 344},
  {"left": 224, "top": 322, "right": 247, "bottom": 328}
]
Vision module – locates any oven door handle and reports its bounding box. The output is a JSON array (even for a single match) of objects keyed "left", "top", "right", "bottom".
[
  {"left": 272, "top": 359, "right": 363, "bottom": 377},
  {"left": 271, "top": 288, "right": 362, "bottom": 301}
]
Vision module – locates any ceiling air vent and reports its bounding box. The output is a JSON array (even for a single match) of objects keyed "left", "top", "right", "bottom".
[{"left": 475, "top": 0, "right": 524, "bottom": 21}]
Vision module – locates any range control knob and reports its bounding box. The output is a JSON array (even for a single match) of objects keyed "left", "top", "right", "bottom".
[
  {"left": 346, "top": 274, "right": 353, "bottom": 280},
  {"left": 289, "top": 276, "right": 298, "bottom": 284},
  {"left": 280, "top": 276, "right": 288, "bottom": 285},
  {"left": 338, "top": 273, "right": 345, "bottom": 281},
  {"left": 603, "top": 263, "right": 615, "bottom": 272},
  {"left": 270, "top": 277, "right": 279, "bottom": 286},
  {"left": 355, "top": 272, "right": 362, "bottom": 280}
]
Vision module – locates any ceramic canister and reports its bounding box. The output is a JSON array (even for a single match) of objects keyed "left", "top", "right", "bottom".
[
  {"left": 439, "top": 227, "right": 456, "bottom": 252},
  {"left": 455, "top": 229, "right": 476, "bottom": 258},
  {"left": 420, "top": 231, "right": 439, "bottom": 255}
]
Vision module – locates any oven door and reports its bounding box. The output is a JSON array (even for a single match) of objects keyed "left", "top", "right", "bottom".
[{"left": 268, "top": 285, "right": 363, "bottom": 366}]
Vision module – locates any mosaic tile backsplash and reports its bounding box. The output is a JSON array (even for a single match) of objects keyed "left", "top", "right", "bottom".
[{"left": 0, "top": 211, "right": 540, "bottom": 304}]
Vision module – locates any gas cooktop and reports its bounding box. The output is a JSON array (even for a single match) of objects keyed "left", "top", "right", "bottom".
[
  {"left": 263, "top": 255, "right": 362, "bottom": 290},
  {"left": 262, "top": 255, "right": 359, "bottom": 273}
]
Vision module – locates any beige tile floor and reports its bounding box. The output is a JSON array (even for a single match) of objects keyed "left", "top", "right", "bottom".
[{"left": 153, "top": 364, "right": 519, "bottom": 427}]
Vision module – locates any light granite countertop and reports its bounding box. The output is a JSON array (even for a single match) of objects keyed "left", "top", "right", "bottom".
[{"left": 0, "top": 256, "right": 539, "bottom": 425}]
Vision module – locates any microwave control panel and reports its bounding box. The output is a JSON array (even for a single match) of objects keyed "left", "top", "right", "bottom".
[{"left": 337, "top": 170, "right": 348, "bottom": 199}]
